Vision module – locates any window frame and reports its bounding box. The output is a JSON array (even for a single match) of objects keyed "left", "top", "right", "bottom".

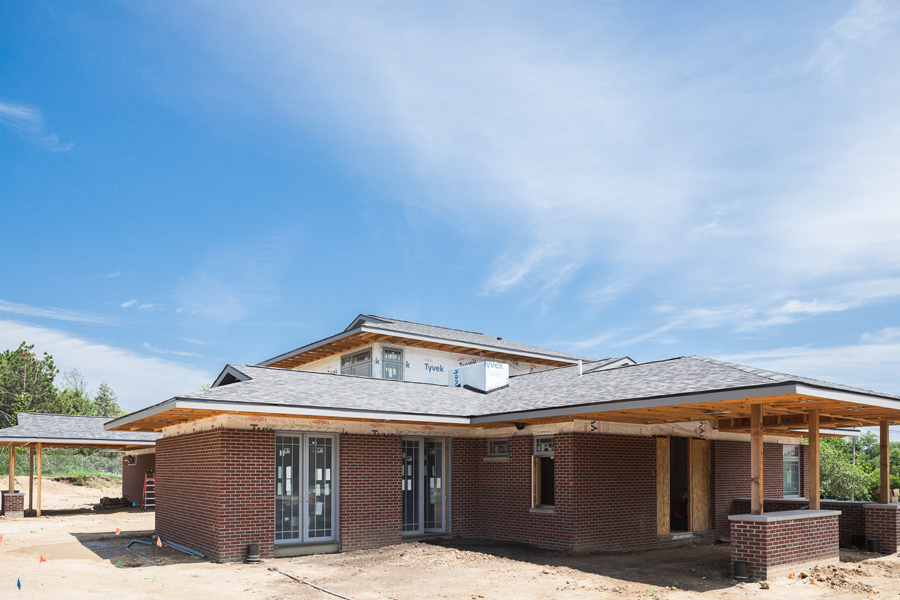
[
  {"left": 783, "top": 444, "right": 801, "bottom": 498},
  {"left": 532, "top": 435, "right": 555, "bottom": 510},
  {"left": 486, "top": 438, "right": 509, "bottom": 457},
  {"left": 382, "top": 347, "right": 404, "bottom": 381},
  {"left": 340, "top": 350, "right": 372, "bottom": 377}
]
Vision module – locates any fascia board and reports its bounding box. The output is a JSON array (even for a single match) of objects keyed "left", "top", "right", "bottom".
[
  {"left": 358, "top": 325, "right": 581, "bottom": 364},
  {"left": 0, "top": 438, "right": 155, "bottom": 446},
  {"left": 793, "top": 384, "right": 900, "bottom": 410},
  {"left": 469, "top": 383, "right": 801, "bottom": 424}
]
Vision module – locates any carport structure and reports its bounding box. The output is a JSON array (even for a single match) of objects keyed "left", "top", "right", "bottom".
[{"left": 1, "top": 413, "right": 157, "bottom": 517}]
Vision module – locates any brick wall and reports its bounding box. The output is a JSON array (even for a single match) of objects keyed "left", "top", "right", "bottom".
[
  {"left": 122, "top": 453, "right": 156, "bottom": 505},
  {"left": 451, "top": 433, "right": 656, "bottom": 552},
  {"left": 156, "top": 429, "right": 275, "bottom": 562},
  {"left": 731, "top": 513, "right": 840, "bottom": 580},
  {"left": 711, "top": 441, "right": 785, "bottom": 536},
  {"left": 865, "top": 504, "right": 900, "bottom": 553},
  {"left": 339, "top": 434, "right": 403, "bottom": 551},
  {"left": 733, "top": 498, "right": 868, "bottom": 547},
  {"left": 1, "top": 492, "right": 24, "bottom": 518}
]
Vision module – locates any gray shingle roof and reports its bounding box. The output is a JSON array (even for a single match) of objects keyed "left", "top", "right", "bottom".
[
  {"left": 180, "top": 365, "right": 486, "bottom": 416},
  {"left": 165, "top": 355, "right": 900, "bottom": 420},
  {"left": 0, "top": 413, "right": 159, "bottom": 444},
  {"left": 347, "top": 315, "right": 596, "bottom": 362}
]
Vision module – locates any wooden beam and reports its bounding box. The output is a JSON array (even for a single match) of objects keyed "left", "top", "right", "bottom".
[
  {"left": 751, "top": 404, "right": 763, "bottom": 515},
  {"left": 881, "top": 419, "right": 891, "bottom": 504},
  {"left": 35, "top": 442, "right": 42, "bottom": 517},
  {"left": 28, "top": 446, "right": 34, "bottom": 512},
  {"left": 7, "top": 443, "right": 15, "bottom": 493},
  {"left": 809, "top": 409, "right": 820, "bottom": 510}
]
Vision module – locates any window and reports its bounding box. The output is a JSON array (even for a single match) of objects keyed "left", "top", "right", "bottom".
[
  {"left": 783, "top": 444, "right": 800, "bottom": 497},
  {"left": 341, "top": 350, "right": 372, "bottom": 377},
  {"left": 487, "top": 438, "right": 509, "bottom": 457},
  {"left": 383, "top": 348, "right": 403, "bottom": 380},
  {"left": 532, "top": 436, "right": 555, "bottom": 508}
]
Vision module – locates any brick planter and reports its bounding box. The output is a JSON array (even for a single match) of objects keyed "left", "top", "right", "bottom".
[
  {"left": 1, "top": 492, "right": 25, "bottom": 518},
  {"left": 864, "top": 504, "right": 900, "bottom": 553},
  {"left": 730, "top": 510, "right": 840, "bottom": 580}
]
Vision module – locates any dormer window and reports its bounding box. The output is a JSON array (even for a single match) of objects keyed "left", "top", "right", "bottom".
[
  {"left": 383, "top": 348, "right": 403, "bottom": 380},
  {"left": 341, "top": 350, "right": 372, "bottom": 377}
]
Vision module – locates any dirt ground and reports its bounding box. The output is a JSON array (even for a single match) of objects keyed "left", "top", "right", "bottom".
[
  {"left": 4, "top": 479, "right": 900, "bottom": 599},
  {"left": 10, "top": 475, "right": 122, "bottom": 510}
]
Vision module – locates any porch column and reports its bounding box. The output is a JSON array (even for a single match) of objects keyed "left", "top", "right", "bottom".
[
  {"left": 36, "top": 442, "right": 42, "bottom": 517},
  {"left": 7, "top": 443, "right": 15, "bottom": 493},
  {"left": 751, "top": 404, "right": 764, "bottom": 515},
  {"left": 809, "top": 409, "right": 820, "bottom": 510},
  {"left": 881, "top": 420, "right": 891, "bottom": 504},
  {"left": 28, "top": 446, "right": 34, "bottom": 512}
]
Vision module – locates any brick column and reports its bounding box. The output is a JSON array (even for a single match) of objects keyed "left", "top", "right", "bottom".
[
  {"left": 1, "top": 492, "right": 24, "bottom": 518},
  {"left": 864, "top": 504, "right": 900, "bottom": 553},
  {"left": 730, "top": 510, "right": 840, "bottom": 580}
]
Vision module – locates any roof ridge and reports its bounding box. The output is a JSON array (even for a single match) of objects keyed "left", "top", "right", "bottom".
[
  {"left": 16, "top": 412, "right": 115, "bottom": 419},
  {"left": 363, "top": 314, "right": 485, "bottom": 336}
]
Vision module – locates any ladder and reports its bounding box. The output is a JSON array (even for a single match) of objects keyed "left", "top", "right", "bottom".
[{"left": 142, "top": 470, "right": 156, "bottom": 509}]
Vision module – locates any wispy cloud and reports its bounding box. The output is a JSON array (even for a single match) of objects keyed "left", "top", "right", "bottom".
[
  {"left": 138, "top": 303, "right": 157, "bottom": 310},
  {"left": 0, "top": 299, "right": 105, "bottom": 325},
  {"left": 810, "top": 0, "right": 898, "bottom": 75},
  {"left": 102, "top": 271, "right": 121, "bottom": 279},
  {"left": 0, "top": 320, "right": 212, "bottom": 410},
  {"left": 142, "top": 342, "right": 202, "bottom": 358},
  {"left": 0, "top": 101, "right": 73, "bottom": 151},
  {"left": 120, "top": 299, "right": 138, "bottom": 308}
]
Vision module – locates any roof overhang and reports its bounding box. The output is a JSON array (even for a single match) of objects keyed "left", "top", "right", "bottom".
[
  {"left": 258, "top": 325, "right": 581, "bottom": 370},
  {"left": 105, "top": 398, "right": 473, "bottom": 432},
  {"left": 0, "top": 438, "right": 155, "bottom": 451}
]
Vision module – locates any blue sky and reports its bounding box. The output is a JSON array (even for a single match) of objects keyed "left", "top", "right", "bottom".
[{"left": 1, "top": 1, "right": 899, "bottom": 415}]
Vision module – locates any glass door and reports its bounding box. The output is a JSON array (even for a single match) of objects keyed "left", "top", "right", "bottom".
[
  {"left": 402, "top": 437, "right": 446, "bottom": 535},
  {"left": 276, "top": 435, "right": 336, "bottom": 544},
  {"left": 402, "top": 439, "right": 422, "bottom": 534}
]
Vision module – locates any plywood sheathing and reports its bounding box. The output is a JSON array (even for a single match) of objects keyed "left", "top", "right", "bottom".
[
  {"left": 656, "top": 437, "right": 670, "bottom": 535},
  {"left": 690, "top": 438, "right": 710, "bottom": 532},
  {"left": 809, "top": 409, "right": 820, "bottom": 510}
]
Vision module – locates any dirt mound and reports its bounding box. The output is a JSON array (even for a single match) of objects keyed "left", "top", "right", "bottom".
[{"left": 51, "top": 475, "right": 118, "bottom": 487}]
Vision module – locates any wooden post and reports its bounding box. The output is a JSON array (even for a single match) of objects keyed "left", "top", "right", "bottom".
[
  {"left": 809, "top": 409, "right": 820, "bottom": 510},
  {"left": 751, "top": 404, "right": 764, "bottom": 515},
  {"left": 28, "top": 445, "right": 34, "bottom": 512},
  {"left": 881, "top": 420, "right": 891, "bottom": 504},
  {"left": 36, "top": 442, "right": 42, "bottom": 517},
  {"left": 8, "top": 443, "right": 15, "bottom": 493}
]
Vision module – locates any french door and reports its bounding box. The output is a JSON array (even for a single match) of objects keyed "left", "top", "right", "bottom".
[
  {"left": 275, "top": 435, "right": 337, "bottom": 544},
  {"left": 402, "top": 438, "right": 446, "bottom": 535}
]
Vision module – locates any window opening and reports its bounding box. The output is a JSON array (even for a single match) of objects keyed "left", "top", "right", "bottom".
[
  {"left": 383, "top": 348, "right": 403, "bottom": 380},
  {"left": 341, "top": 350, "right": 372, "bottom": 377},
  {"left": 783, "top": 444, "right": 800, "bottom": 497},
  {"left": 532, "top": 436, "right": 555, "bottom": 507},
  {"left": 534, "top": 436, "right": 554, "bottom": 456}
]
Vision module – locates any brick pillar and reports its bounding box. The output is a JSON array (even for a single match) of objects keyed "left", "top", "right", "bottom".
[
  {"left": 730, "top": 510, "right": 840, "bottom": 580},
  {"left": 865, "top": 504, "right": 900, "bottom": 553},
  {"left": 1, "top": 492, "right": 25, "bottom": 518}
]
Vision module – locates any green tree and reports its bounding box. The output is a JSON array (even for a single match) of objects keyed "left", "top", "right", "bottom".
[
  {"left": 49, "top": 369, "right": 97, "bottom": 416},
  {"left": 92, "top": 381, "right": 125, "bottom": 417},
  {"left": 820, "top": 441, "right": 870, "bottom": 500},
  {"left": 0, "top": 342, "right": 59, "bottom": 427}
]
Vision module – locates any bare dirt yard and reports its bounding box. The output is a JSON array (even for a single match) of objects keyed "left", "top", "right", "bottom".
[
  {"left": 10, "top": 475, "right": 122, "bottom": 511},
  {"left": 4, "top": 479, "right": 900, "bottom": 599}
]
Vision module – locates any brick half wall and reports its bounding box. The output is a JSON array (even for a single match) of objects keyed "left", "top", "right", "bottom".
[{"left": 731, "top": 511, "right": 840, "bottom": 580}]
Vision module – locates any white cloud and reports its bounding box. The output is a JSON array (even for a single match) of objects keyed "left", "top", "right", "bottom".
[
  {"left": 718, "top": 342, "right": 900, "bottom": 396},
  {"left": 120, "top": 299, "right": 138, "bottom": 308},
  {"left": 0, "top": 320, "right": 213, "bottom": 411},
  {"left": 0, "top": 299, "right": 105, "bottom": 324},
  {"left": 810, "top": 0, "right": 898, "bottom": 75},
  {"left": 102, "top": 271, "right": 121, "bottom": 279},
  {"left": 142, "top": 342, "right": 202, "bottom": 358},
  {"left": 0, "top": 101, "right": 73, "bottom": 151},
  {"left": 861, "top": 327, "right": 900, "bottom": 344},
  {"left": 138, "top": 303, "right": 157, "bottom": 310}
]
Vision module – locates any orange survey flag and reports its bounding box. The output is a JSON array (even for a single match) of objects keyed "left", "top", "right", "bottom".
[
  {"left": 39, "top": 555, "right": 46, "bottom": 563},
  {"left": 156, "top": 537, "right": 162, "bottom": 547},
  {"left": 115, "top": 528, "right": 121, "bottom": 535},
  {"left": 0, "top": 533, "right": 3, "bottom": 542}
]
